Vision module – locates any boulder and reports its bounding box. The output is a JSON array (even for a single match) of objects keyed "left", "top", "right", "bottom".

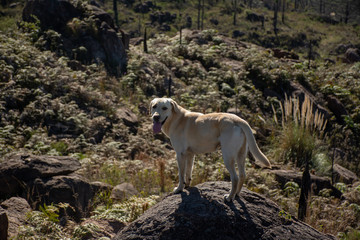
[
  {"left": 271, "top": 170, "right": 342, "bottom": 198},
  {"left": 22, "top": 0, "right": 81, "bottom": 32},
  {"left": 246, "top": 12, "right": 265, "bottom": 22},
  {"left": 272, "top": 48, "right": 299, "bottom": 60},
  {"left": 326, "top": 95, "right": 348, "bottom": 124},
  {"left": 232, "top": 30, "right": 245, "bottom": 38},
  {"left": 22, "top": 0, "right": 128, "bottom": 75},
  {"left": 0, "top": 206, "right": 8, "bottom": 240},
  {"left": 0, "top": 153, "right": 81, "bottom": 196},
  {"left": 333, "top": 164, "right": 359, "bottom": 184},
  {"left": 345, "top": 48, "right": 360, "bottom": 63},
  {"left": 111, "top": 182, "right": 139, "bottom": 201},
  {"left": 150, "top": 11, "right": 176, "bottom": 25},
  {"left": 115, "top": 181, "right": 336, "bottom": 240},
  {"left": 29, "top": 175, "right": 100, "bottom": 221},
  {"left": 0, "top": 197, "right": 31, "bottom": 238}
]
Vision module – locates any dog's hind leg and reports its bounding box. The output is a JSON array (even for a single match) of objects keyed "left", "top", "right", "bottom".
[
  {"left": 222, "top": 150, "right": 239, "bottom": 202},
  {"left": 236, "top": 140, "right": 248, "bottom": 196}
]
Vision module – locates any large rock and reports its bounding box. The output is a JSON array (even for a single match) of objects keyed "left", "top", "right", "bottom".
[
  {"left": 115, "top": 181, "right": 335, "bottom": 240},
  {"left": 333, "top": 164, "right": 359, "bottom": 184},
  {"left": 111, "top": 182, "right": 139, "bottom": 201},
  {"left": 29, "top": 175, "right": 100, "bottom": 221},
  {"left": 0, "top": 206, "right": 8, "bottom": 240},
  {"left": 326, "top": 95, "right": 348, "bottom": 124},
  {"left": 0, "top": 154, "right": 81, "bottom": 196},
  {"left": 22, "top": 0, "right": 127, "bottom": 75},
  {"left": 0, "top": 197, "right": 31, "bottom": 239},
  {"left": 345, "top": 48, "right": 360, "bottom": 63}
]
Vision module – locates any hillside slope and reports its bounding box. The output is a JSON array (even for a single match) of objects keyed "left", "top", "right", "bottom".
[{"left": 0, "top": 0, "right": 360, "bottom": 238}]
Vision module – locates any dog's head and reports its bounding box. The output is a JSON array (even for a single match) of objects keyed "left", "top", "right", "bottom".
[{"left": 150, "top": 98, "right": 179, "bottom": 134}]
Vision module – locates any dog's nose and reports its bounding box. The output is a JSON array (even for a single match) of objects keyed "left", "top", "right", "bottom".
[{"left": 153, "top": 115, "right": 160, "bottom": 122}]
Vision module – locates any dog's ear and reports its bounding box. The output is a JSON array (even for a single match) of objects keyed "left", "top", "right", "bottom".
[
  {"left": 170, "top": 99, "right": 180, "bottom": 113},
  {"left": 149, "top": 99, "right": 156, "bottom": 115}
]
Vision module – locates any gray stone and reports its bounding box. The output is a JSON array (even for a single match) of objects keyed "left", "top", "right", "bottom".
[
  {"left": 0, "top": 206, "right": 8, "bottom": 240},
  {"left": 0, "top": 154, "right": 81, "bottom": 196},
  {"left": 1, "top": 197, "right": 31, "bottom": 239},
  {"left": 333, "top": 164, "right": 359, "bottom": 184},
  {"left": 111, "top": 183, "right": 139, "bottom": 201}
]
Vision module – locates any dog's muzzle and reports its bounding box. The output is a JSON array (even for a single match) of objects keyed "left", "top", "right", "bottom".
[{"left": 152, "top": 117, "right": 167, "bottom": 134}]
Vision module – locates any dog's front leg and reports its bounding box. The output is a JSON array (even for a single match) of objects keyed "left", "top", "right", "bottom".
[{"left": 173, "top": 153, "right": 186, "bottom": 194}]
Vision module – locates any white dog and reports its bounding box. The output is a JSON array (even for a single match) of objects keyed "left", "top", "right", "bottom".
[{"left": 150, "top": 98, "right": 271, "bottom": 201}]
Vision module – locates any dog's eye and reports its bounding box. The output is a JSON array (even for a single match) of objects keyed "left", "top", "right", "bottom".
[
  {"left": 152, "top": 105, "right": 157, "bottom": 109},
  {"left": 162, "top": 107, "right": 168, "bottom": 111}
]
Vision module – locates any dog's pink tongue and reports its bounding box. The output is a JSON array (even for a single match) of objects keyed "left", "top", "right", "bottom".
[{"left": 153, "top": 122, "right": 162, "bottom": 134}]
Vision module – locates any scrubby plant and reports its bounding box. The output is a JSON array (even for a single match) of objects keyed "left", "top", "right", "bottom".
[
  {"left": 17, "top": 204, "right": 70, "bottom": 240},
  {"left": 273, "top": 94, "right": 327, "bottom": 168},
  {"left": 92, "top": 195, "right": 159, "bottom": 222}
]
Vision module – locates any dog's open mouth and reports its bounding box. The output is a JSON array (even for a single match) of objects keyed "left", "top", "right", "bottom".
[{"left": 153, "top": 117, "right": 167, "bottom": 134}]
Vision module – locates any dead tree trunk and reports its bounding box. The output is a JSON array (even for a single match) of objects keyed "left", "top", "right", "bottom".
[
  {"left": 298, "top": 159, "right": 311, "bottom": 221},
  {"left": 273, "top": 0, "right": 279, "bottom": 37},
  {"left": 233, "top": 0, "right": 237, "bottom": 25},
  {"left": 143, "top": 27, "right": 148, "bottom": 53},
  {"left": 113, "top": 0, "right": 119, "bottom": 26},
  {"left": 344, "top": 2, "right": 349, "bottom": 24},
  {"left": 281, "top": 0, "right": 285, "bottom": 23},
  {"left": 197, "top": 0, "right": 201, "bottom": 29},
  {"left": 201, "top": 0, "right": 205, "bottom": 30}
]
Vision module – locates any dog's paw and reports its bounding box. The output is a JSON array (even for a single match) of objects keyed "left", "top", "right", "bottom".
[
  {"left": 173, "top": 187, "right": 184, "bottom": 194},
  {"left": 224, "top": 194, "right": 233, "bottom": 202}
]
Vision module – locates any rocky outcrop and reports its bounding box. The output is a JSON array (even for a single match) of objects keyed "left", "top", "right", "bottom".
[
  {"left": 345, "top": 48, "right": 360, "bottom": 63},
  {"left": 115, "top": 181, "right": 336, "bottom": 240},
  {"left": 0, "top": 154, "right": 81, "bottom": 196},
  {"left": 326, "top": 95, "right": 348, "bottom": 124},
  {"left": 30, "top": 175, "right": 99, "bottom": 221},
  {"left": 0, "top": 197, "right": 31, "bottom": 239},
  {"left": 0, "top": 206, "right": 8, "bottom": 240},
  {"left": 333, "top": 164, "right": 359, "bottom": 184},
  {"left": 0, "top": 154, "right": 108, "bottom": 221},
  {"left": 22, "top": 0, "right": 128, "bottom": 75}
]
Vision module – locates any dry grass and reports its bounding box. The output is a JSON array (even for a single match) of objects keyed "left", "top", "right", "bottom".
[{"left": 274, "top": 94, "right": 327, "bottom": 135}]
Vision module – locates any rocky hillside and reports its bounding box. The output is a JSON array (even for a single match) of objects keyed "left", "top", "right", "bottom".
[{"left": 0, "top": 0, "right": 360, "bottom": 239}]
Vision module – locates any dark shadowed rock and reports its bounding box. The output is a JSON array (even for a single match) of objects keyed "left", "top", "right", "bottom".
[
  {"left": 22, "top": 0, "right": 81, "bottom": 32},
  {"left": 246, "top": 12, "right": 264, "bottom": 22},
  {"left": 115, "top": 181, "right": 336, "bottom": 240},
  {"left": 345, "top": 48, "right": 360, "bottom": 63},
  {"left": 29, "top": 175, "right": 99, "bottom": 221},
  {"left": 326, "top": 95, "right": 348, "bottom": 123},
  {"left": 0, "top": 197, "right": 31, "bottom": 239},
  {"left": 333, "top": 164, "right": 359, "bottom": 184},
  {"left": 22, "top": 0, "right": 128, "bottom": 75},
  {"left": 271, "top": 170, "right": 342, "bottom": 198},
  {"left": 0, "top": 206, "right": 8, "bottom": 240},
  {"left": 0, "top": 154, "right": 81, "bottom": 196},
  {"left": 272, "top": 48, "right": 299, "bottom": 60}
]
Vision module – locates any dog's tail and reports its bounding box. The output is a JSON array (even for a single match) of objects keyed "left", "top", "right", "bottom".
[{"left": 236, "top": 119, "right": 272, "bottom": 168}]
